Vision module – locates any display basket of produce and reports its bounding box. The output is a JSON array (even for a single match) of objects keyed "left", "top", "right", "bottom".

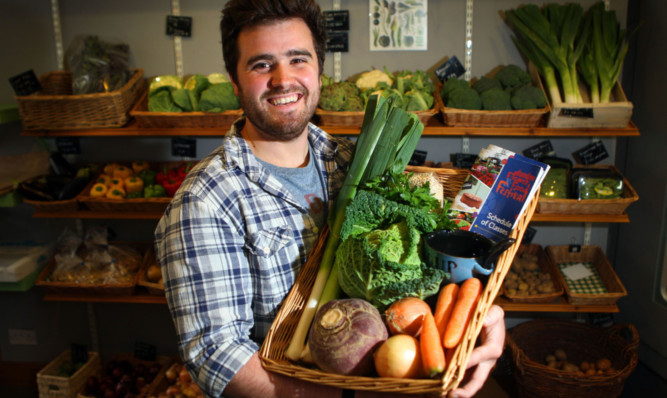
[
  {"left": 146, "top": 360, "right": 205, "bottom": 398},
  {"left": 77, "top": 352, "right": 172, "bottom": 398},
  {"left": 37, "top": 350, "right": 101, "bottom": 398},
  {"left": 258, "top": 190, "right": 539, "bottom": 396},
  {"left": 137, "top": 247, "right": 164, "bottom": 296},
  {"left": 501, "top": 244, "right": 564, "bottom": 303},
  {"left": 547, "top": 245, "right": 627, "bottom": 306},
  {"left": 130, "top": 90, "right": 244, "bottom": 129},
  {"left": 35, "top": 242, "right": 151, "bottom": 296},
  {"left": 506, "top": 318, "right": 638, "bottom": 398},
  {"left": 436, "top": 65, "right": 549, "bottom": 128},
  {"left": 315, "top": 107, "right": 437, "bottom": 128},
  {"left": 78, "top": 161, "right": 194, "bottom": 213},
  {"left": 16, "top": 68, "right": 145, "bottom": 130},
  {"left": 536, "top": 164, "right": 638, "bottom": 215}
]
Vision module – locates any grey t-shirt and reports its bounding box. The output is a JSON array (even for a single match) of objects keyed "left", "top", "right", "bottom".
[{"left": 256, "top": 146, "right": 327, "bottom": 229}]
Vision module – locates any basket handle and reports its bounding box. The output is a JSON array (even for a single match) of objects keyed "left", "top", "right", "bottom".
[{"left": 606, "top": 323, "right": 640, "bottom": 355}]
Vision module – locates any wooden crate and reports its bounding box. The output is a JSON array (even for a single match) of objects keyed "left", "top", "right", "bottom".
[
  {"left": 530, "top": 64, "right": 633, "bottom": 129},
  {"left": 547, "top": 245, "right": 627, "bottom": 306},
  {"left": 37, "top": 351, "right": 101, "bottom": 398}
]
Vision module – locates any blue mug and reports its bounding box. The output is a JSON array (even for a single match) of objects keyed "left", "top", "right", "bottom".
[{"left": 423, "top": 229, "right": 515, "bottom": 284}]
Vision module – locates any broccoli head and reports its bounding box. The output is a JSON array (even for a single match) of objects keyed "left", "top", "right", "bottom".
[
  {"left": 495, "top": 64, "right": 532, "bottom": 89},
  {"left": 446, "top": 88, "right": 482, "bottom": 110},
  {"left": 480, "top": 87, "right": 512, "bottom": 110},
  {"left": 473, "top": 76, "right": 503, "bottom": 94},
  {"left": 341, "top": 94, "right": 364, "bottom": 111},
  {"left": 510, "top": 84, "right": 547, "bottom": 110},
  {"left": 440, "top": 78, "right": 471, "bottom": 103}
]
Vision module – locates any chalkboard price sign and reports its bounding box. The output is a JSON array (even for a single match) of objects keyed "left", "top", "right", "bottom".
[
  {"left": 9, "top": 70, "right": 42, "bottom": 96},
  {"left": 166, "top": 15, "right": 192, "bottom": 37}
]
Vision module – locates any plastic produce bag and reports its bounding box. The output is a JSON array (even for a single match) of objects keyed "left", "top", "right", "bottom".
[{"left": 66, "top": 35, "right": 132, "bottom": 94}]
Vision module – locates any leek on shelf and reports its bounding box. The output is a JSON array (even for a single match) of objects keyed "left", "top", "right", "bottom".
[{"left": 283, "top": 95, "right": 424, "bottom": 362}]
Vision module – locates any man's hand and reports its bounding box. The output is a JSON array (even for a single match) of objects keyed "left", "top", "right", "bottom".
[{"left": 447, "top": 305, "right": 505, "bottom": 398}]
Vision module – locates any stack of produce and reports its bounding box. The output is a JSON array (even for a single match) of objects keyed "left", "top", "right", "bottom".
[
  {"left": 148, "top": 362, "right": 204, "bottom": 398},
  {"left": 147, "top": 73, "right": 240, "bottom": 113},
  {"left": 80, "top": 357, "right": 163, "bottom": 398},
  {"left": 88, "top": 161, "right": 195, "bottom": 199},
  {"left": 318, "top": 68, "right": 436, "bottom": 112},
  {"left": 18, "top": 153, "right": 96, "bottom": 203},
  {"left": 440, "top": 64, "right": 546, "bottom": 111},
  {"left": 503, "top": 251, "right": 556, "bottom": 296},
  {"left": 306, "top": 278, "right": 484, "bottom": 379}
]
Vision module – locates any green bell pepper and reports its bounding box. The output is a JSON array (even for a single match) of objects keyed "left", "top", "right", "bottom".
[
  {"left": 144, "top": 184, "right": 166, "bottom": 198},
  {"left": 138, "top": 169, "right": 157, "bottom": 187}
]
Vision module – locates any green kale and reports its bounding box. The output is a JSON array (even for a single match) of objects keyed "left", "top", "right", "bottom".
[{"left": 336, "top": 219, "right": 448, "bottom": 309}]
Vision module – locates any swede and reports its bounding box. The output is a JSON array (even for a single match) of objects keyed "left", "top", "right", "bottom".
[{"left": 308, "top": 298, "right": 388, "bottom": 376}]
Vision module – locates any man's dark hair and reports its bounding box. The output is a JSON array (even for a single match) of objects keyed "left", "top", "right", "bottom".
[{"left": 220, "top": 0, "right": 327, "bottom": 84}]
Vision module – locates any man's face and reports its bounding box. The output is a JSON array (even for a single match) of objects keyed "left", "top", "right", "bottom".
[{"left": 233, "top": 18, "right": 321, "bottom": 141}]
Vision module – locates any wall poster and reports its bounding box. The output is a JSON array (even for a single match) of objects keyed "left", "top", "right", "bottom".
[{"left": 369, "top": 0, "right": 428, "bottom": 51}]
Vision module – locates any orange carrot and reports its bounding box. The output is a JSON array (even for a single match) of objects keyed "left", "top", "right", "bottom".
[
  {"left": 433, "top": 283, "right": 459, "bottom": 339},
  {"left": 420, "top": 312, "right": 446, "bottom": 378},
  {"left": 443, "top": 277, "right": 482, "bottom": 349}
]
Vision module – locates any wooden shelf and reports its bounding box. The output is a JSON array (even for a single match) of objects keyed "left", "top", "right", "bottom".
[
  {"left": 495, "top": 295, "right": 619, "bottom": 313},
  {"left": 20, "top": 118, "right": 640, "bottom": 137},
  {"left": 32, "top": 209, "right": 630, "bottom": 223},
  {"left": 41, "top": 292, "right": 617, "bottom": 312},
  {"left": 43, "top": 293, "right": 167, "bottom": 304}
]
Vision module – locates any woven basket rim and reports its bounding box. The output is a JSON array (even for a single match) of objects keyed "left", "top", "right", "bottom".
[{"left": 16, "top": 68, "right": 144, "bottom": 101}]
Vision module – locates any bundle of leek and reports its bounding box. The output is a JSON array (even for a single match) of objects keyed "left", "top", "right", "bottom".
[{"left": 284, "top": 94, "right": 424, "bottom": 361}]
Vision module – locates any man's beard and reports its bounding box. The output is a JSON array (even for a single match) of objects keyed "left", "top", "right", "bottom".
[{"left": 238, "top": 87, "right": 318, "bottom": 142}]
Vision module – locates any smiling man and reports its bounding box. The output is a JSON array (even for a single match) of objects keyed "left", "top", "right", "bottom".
[{"left": 154, "top": 1, "right": 505, "bottom": 398}]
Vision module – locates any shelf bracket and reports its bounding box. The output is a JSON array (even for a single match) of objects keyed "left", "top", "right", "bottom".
[
  {"left": 333, "top": 0, "right": 342, "bottom": 82},
  {"left": 583, "top": 222, "right": 593, "bottom": 245},
  {"left": 464, "top": 0, "right": 474, "bottom": 81},
  {"left": 50, "top": 0, "right": 65, "bottom": 70},
  {"left": 171, "top": 0, "right": 184, "bottom": 79},
  {"left": 86, "top": 303, "right": 100, "bottom": 353}
]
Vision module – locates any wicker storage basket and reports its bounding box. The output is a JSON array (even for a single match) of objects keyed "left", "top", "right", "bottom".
[
  {"left": 37, "top": 350, "right": 101, "bottom": 398},
  {"left": 16, "top": 69, "right": 145, "bottom": 130},
  {"left": 258, "top": 179, "right": 539, "bottom": 396},
  {"left": 536, "top": 165, "right": 638, "bottom": 215},
  {"left": 404, "top": 164, "right": 469, "bottom": 199},
  {"left": 506, "top": 319, "right": 639, "bottom": 398},
  {"left": 315, "top": 106, "right": 438, "bottom": 128},
  {"left": 137, "top": 247, "right": 164, "bottom": 296},
  {"left": 77, "top": 353, "right": 172, "bottom": 398},
  {"left": 22, "top": 196, "right": 80, "bottom": 213},
  {"left": 35, "top": 242, "right": 150, "bottom": 296},
  {"left": 547, "top": 245, "right": 627, "bottom": 306},
  {"left": 129, "top": 90, "right": 243, "bottom": 129},
  {"left": 501, "top": 244, "right": 564, "bottom": 303}
]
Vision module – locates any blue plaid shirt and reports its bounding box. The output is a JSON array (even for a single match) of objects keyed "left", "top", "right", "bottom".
[{"left": 154, "top": 119, "right": 353, "bottom": 397}]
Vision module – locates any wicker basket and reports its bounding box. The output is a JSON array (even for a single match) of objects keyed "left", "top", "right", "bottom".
[
  {"left": 436, "top": 65, "right": 549, "bottom": 128},
  {"left": 130, "top": 90, "right": 243, "bottom": 129},
  {"left": 77, "top": 353, "right": 172, "bottom": 398},
  {"left": 506, "top": 319, "right": 639, "bottom": 398},
  {"left": 16, "top": 68, "right": 145, "bottom": 130},
  {"left": 35, "top": 242, "right": 150, "bottom": 296},
  {"left": 501, "top": 244, "right": 564, "bottom": 303},
  {"left": 547, "top": 245, "right": 628, "bottom": 306},
  {"left": 37, "top": 351, "right": 101, "bottom": 398},
  {"left": 315, "top": 106, "right": 438, "bottom": 128},
  {"left": 22, "top": 196, "right": 80, "bottom": 213},
  {"left": 404, "top": 165, "right": 469, "bottom": 199},
  {"left": 137, "top": 247, "right": 165, "bottom": 296},
  {"left": 537, "top": 165, "right": 638, "bottom": 215},
  {"left": 258, "top": 181, "right": 539, "bottom": 396}
]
